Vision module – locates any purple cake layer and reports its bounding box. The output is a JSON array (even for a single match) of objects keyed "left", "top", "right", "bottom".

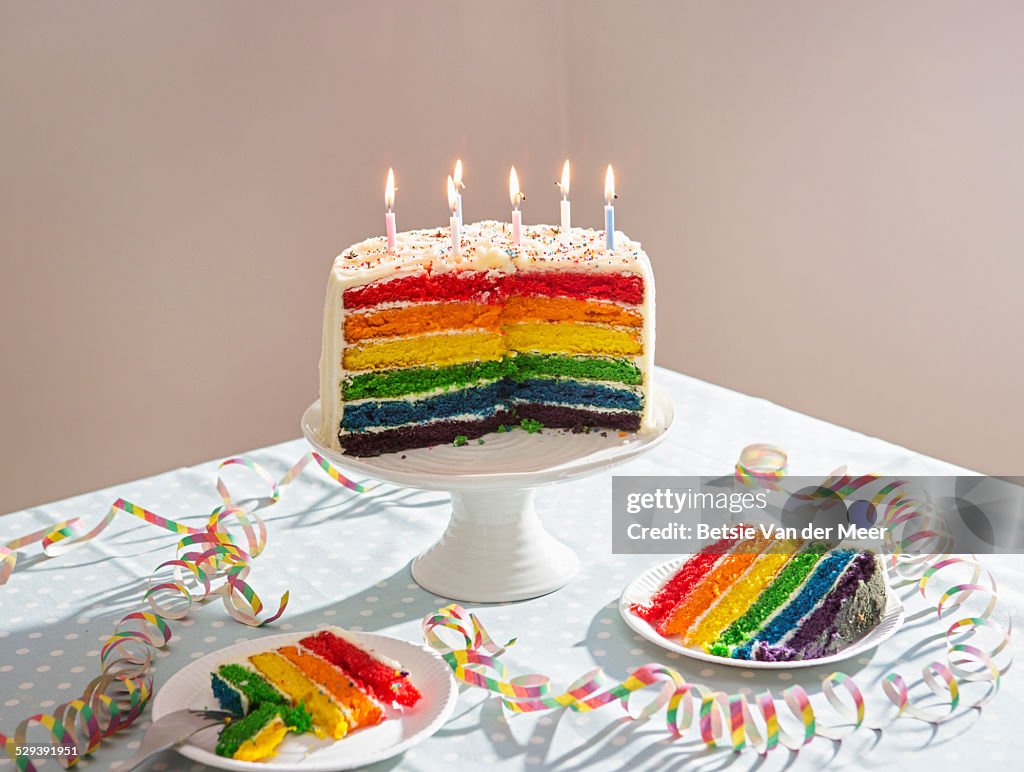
[
  {"left": 750, "top": 551, "right": 882, "bottom": 662},
  {"left": 339, "top": 411, "right": 516, "bottom": 456},
  {"left": 513, "top": 403, "right": 641, "bottom": 433}
]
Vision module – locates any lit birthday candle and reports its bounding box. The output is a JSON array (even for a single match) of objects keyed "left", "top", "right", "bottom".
[
  {"left": 453, "top": 159, "right": 464, "bottom": 229},
  {"left": 385, "top": 167, "right": 397, "bottom": 252},
  {"left": 557, "top": 159, "right": 571, "bottom": 233},
  {"left": 604, "top": 164, "right": 616, "bottom": 250},
  {"left": 447, "top": 174, "right": 461, "bottom": 258},
  {"left": 510, "top": 166, "right": 524, "bottom": 247}
]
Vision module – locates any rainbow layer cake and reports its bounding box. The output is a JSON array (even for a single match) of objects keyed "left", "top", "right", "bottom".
[
  {"left": 318, "top": 220, "right": 655, "bottom": 456},
  {"left": 209, "top": 628, "right": 421, "bottom": 761},
  {"left": 633, "top": 536, "right": 888, "bottom": 661}
]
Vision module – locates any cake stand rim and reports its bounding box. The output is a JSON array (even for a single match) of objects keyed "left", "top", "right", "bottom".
[{"left": 300, "top": 384, "right": 675, "bottom": 492}]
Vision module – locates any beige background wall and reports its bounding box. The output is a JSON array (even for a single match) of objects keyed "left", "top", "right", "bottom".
[{"left": 2, "top": 2, "right": 1022, "bottom": 513}]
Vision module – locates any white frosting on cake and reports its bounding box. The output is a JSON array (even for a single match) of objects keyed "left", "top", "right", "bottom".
[
  {"left": 327, "top": 220, "right": 648, "bottom": 289},
  {"left": 317, "top": 220, "right": 657, "bottom": 450}
]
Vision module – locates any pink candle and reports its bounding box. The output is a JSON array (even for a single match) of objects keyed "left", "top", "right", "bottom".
[
  {"left": 447, "top": 175, "right": 461, "bottom": 258},
  {"left": 509, "top": 166, "right": 524, "bottom": 247},
  {"left": 558, "top": 160, "right": 571, "bottom": 234},
  {"left": 385, "top": 212, "right": 396, "bottom": 251},
  {"left": 453, "top": 159, "right": 464, "bottom": 230},
  {"left": 385, "top": 167, "right": 397, "bottom": 252}
]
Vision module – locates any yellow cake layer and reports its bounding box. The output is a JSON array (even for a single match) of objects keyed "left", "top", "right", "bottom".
[
  {"left": 684, "top": 540, "right": 802, "bottom": 648},
  {"left": 345, "top": 302, "right": 504, "bottom": 342},
  {"left": 504, "top": 323, "right": 642, "bottom": 357},
  {"left": 233, "top": 717, "right": 287, "bottom": 762},
  {"left": 662, "top": 536, "right": 772, "bottom": 636},
  {"left": 344, "top": 332, "right": 505, "bottom": 371},
  {"left": 248, "top": 651, "right": 349, "bottom": 740},
  {"left": 502, "top": 296, "right": 643, "bottom": 328}
]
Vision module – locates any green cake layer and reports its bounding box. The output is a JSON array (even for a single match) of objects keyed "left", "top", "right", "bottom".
[
  {"left": 214, "top": 703, "right": 313, "bottom": 759},
  {"left": 513, "top": 353, "right": 642, "bottom": 385},
  {"left": 214, "top": 663, "right": 287, "bottom": 714},
  {"left": 342, "top": 354, "right": 642, "bottom": 400}
]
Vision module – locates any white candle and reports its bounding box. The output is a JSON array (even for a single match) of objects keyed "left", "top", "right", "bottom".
[
  {"left": 385, "top": 167, "right": 397, "bottom": 252},
  {"left": 453, "top": 159, "right": 464, "bottom": 230},
  {"left": 447, "top": 175, "right": 461, "bottom": 258},
  {"left": 558, "top": 159, "right": 571, "bottom": 233},
  {"left": 604, "top": 164, "right": 615, "bottom": 251},
  {"left": 509, "top": 166, "right": 524, "bottom": 247}
]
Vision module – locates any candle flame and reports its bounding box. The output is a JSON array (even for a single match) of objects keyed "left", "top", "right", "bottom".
[
  {"left": 454, "top": 159, "right": 464, "bottom": 189},
  {"left": 604, "top": 164, "right": 615, "bottom": 206},
  {"left": 447, "top": 174, "right": 458, "bottom": 215},
  {"left": 559, "top": 160, "right": 570, "bottom": 199},
  {"left": 385, "top": 167, "right": 395, "bottom": 212},
  {"left": 509, "top": 166, "right": 523, "bottom": 209}
]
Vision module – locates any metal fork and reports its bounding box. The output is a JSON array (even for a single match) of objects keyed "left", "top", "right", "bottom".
[{"left": 114, "top": 709, "right": 232, "bottom": 771}]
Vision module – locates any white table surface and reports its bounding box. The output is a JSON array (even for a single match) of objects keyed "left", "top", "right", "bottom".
[{"left": 0, "top": 367, "right": 1018, "bottom": 770}]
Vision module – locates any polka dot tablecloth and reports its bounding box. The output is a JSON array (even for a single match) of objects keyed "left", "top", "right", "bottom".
[{"left": 0, "top": 368, "right": 1019, "bottom": 770}]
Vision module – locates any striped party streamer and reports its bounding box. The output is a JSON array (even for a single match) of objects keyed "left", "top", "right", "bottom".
[
  {"left": 1, "top": 451, "right": 377, "bottom": 770},
  {"left": 422, "top": 444, "right": 1012, "bottom": 755}
]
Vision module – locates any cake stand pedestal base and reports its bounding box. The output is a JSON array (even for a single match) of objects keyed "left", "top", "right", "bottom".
[
  {"left": 302, "top": 385, "right": 674, "bottom": 604},
  {"left": 411, "top": 489, "right": 579, "bottom": 603}
]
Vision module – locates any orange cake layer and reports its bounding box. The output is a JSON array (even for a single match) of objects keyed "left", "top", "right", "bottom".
[
  {"left": 277, "top": 645, "right": 384, "bottom": 729},
  {"left": 344, "top": 302, "right": 503, "bottom": 342},
  {"left": 501, "top": 296, "right": 643, "bottom": 328},
  {"left": 661, "top": 536, "right": 772, "bottom": 636}
]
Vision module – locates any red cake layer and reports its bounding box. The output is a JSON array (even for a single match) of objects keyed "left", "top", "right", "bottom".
[
  {"left": 300, "top": 630, "right": 422, "bottom": 708},
  {"left": 343, "top": 268, "right": 645, "bottom": 309},
  {"left": 631, "top": 536, "right": 740, "bottom": 628},
  {"left": 509, "top": 271, "right": 644, "bottom": 306},
  {"left": 344, "top": 271, "right": 507, "bottom": 309}
]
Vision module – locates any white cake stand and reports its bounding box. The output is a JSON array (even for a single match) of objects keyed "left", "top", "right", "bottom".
[{"left": 301, "top": 386, "right": 674, "bottom": 603}]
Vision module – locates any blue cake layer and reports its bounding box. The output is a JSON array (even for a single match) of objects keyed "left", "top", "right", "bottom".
[
  {"left": 211, "top": 673, "right": 246, "bottom": 718},
  {"left": 508, "top": 378, "right": 642, "bottom": 412},
  {"left": 342, "top": 381, "right": 507, "bottom": 430},
  {"left": 342, "top": 378, "right": 642, "bottom": 431}
]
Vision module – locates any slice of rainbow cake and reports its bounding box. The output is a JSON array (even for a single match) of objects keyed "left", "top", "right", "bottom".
[
  {"left": 208, "top": 628, "right": 421, "bottom": 761},
  {"left": 633, "top": 537, "right": 887, "bottom": 661},
  {"left": 319, "top": 221, "right": 655, "bottom": 456}
]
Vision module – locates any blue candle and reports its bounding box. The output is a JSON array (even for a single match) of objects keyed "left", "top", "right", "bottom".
[{"left": 604, "top": 164, "right": 616, "bottom": 250}]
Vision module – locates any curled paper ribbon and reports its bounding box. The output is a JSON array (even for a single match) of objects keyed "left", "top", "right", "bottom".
[
  {"left": 422, "top": 444, "right": 1011, "bottom": 754},
  {"left": 1, "top": 451, "right": 376, "bottom": 770}
]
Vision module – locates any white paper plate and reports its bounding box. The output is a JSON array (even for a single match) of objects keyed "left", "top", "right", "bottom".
[
  {"left": 619, "top": 557, "right": 905, "bottom": 670},
  {"left": 150, "top": 631, "right": 457, "bottom": 771}
]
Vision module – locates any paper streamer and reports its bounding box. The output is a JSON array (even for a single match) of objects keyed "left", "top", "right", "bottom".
[
  {"left": 422, "top": 444, "right": 1011, "bottom": 754},
  {"left": 1, "top": 451, "right": 376, "bottom": 770}
]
